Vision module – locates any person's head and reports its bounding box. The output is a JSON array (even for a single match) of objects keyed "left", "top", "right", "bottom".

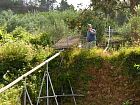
[{"left": 87, "top": 24, "right": 92, "bottom": 30}]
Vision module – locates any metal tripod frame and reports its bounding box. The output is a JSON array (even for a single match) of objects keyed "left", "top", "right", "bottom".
[{"left": 36, "top": 61, "right": 84, "bottom": 105}]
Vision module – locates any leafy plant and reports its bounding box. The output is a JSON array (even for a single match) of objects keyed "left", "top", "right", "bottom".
[
  {"left": 0, "top": 41, "right": 35, "bottom": 81},
  {"left": 122, "top": 100, "right": 133, "bottom": 105},
  {"left": 0, "top": 84, "right": 22, "bottom": 105}
]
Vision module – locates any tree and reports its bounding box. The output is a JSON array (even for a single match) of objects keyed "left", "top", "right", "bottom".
[
  {"left": 58, "top": 0, "right": 71, "bottom": 11},
  {"left": 90, "top": 0, "right": 120, "bottom": 18},
  {"left": 129, "top": 0, "right": 136, "bottom": 14},
  {"left": 47, "top": 0, "right": 57, "bottom": 10},
  {"left": 122, "top": 0, "right": 140, "bottom": 15},
  {"left": 40, "top": 0, "right": 56, "bottom": 10},
  {"left": 0, "top": 0, "right": 12, "bottom": 9},
  {"left": 40, "top": 0, "right": 46, "bottom": 5}
]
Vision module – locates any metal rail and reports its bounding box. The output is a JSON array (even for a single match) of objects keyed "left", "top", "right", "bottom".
[
  {"left": 104, "top": 26, "right": 111, "bottom": 52},
  {"left": 0, "top": 51, "right": 61, "bottom": 93}
]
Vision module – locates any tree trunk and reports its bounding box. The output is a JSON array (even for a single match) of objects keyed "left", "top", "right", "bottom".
[{"left": 130, "top": 0, "right": 136, "bottom": 15}]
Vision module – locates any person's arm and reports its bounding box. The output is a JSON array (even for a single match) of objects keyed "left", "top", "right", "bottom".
[{"left": 90, "top": 29, "right": 96, "bottom": 34}]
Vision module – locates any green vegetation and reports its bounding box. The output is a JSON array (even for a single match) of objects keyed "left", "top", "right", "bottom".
[
  {"left": 1, "top": 47, "right": 140, "bottom": 105},
  {"left": 0, "top": 1, "right": 140, "bottom": 105}
]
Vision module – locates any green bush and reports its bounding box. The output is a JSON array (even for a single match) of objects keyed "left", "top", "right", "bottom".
[
  {"left": 110, "top": 47, "right": 140, "bottom": 77},
  {"left": 0, "top": 27, "right": 14, "bottom": 44},
  {"left": 118, "top": 8, "right": 140, "bottom": 42},
  {"left": 0, "top": 84, "right": 22, "bottom": 105},
  {"left": 123, "top": 49, "right": 140, "bottom": 77},
  {"left": 118, "top": 22, "right": 131, "bottom": 41},
  {"left": 1, "top": 46, "right": 140, "bottom": 105},
  {"left": 135, "top": 5, "right": 140, "bottom": 16},
  {"left": 11, "top": 27, "right": 31, "bottom": 42},
  {"left": 0, "top": 10, "right": 78, "bottom": 45},
  {"left": 0, "top": 41, "right": 34, "bottom": 81}
]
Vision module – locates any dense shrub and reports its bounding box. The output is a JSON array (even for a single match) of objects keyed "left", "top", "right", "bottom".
[
  {"left": 0, "top": 84, "right": 21, "bottom": 105},
  {"left": 0, "top": 41, "right": 34, "bottom": 81},
  {"left": 118, "top": 5, "right": 140, "bottom": 42},
  {"left": 129, "top": 16, "right": 140, "bottom": 40},
  {"left": 0, "top": 27, "right": 14, "bottom": 44},
  {"left": 1, "top": 46, "right": 140, "bottom": 104},
  {"left": 118, "top": 22, "right": 131, "bottom": 41},
  {"left": 0, "top": 10, "right": 79, "bottom": 45},
  {"left": 11, "top": 26, "right": 32, "bottom": 42},
  {"left": 110, "top": 47, "right": 140, "bottom": 77}
]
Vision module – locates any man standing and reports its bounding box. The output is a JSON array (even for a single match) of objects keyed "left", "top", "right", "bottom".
[{"left": 86, "top": 24, "right": 96, "bottom": 49}]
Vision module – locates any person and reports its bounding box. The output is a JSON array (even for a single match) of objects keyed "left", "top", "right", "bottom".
[{"left": 86, "top": 24, "right": 96, "bottom": 49}]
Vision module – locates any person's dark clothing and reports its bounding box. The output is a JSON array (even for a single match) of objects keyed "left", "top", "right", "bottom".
[{"left": 87, "top": 29, "right": 96, "bottom": 42}]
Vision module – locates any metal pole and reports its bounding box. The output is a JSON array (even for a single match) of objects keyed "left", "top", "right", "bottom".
[
  {"left": 24, "top": 78, "right": 27, "bottom": 105},
  {"left": 37, "top": 94, "right": 84, "bottom": 98},
  {"left": 68, "top": 80, "right": 77, "bottom": 105},
  {"left": 25, "top": 87, "right": 33, "bottom": 105},
  {"left": 23, "top": 78, "right": 33, "bottom": 105},
  {"left": 37, "top": 71, "right": 47, "bottom": 105},
  {"left": 107, "top": 26, "right": 111, "bottom": 48},
  {"left": 47, "top": 72, "right": 59, "bottom": 105},
  {"left": 104, "top": 26, "right": 111, "bottom": 52},
  {"left": 16, "top": 89, "right": 23, "bottom": 105},
  {"left": 0, "top": 52, "right": 61, "bottom": 93},
  {"left": 109, "top": 26, "right": 111, "bottom": 43},
  {"left": 46, "top": 63, "right": 49, "bottom": 105}
]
